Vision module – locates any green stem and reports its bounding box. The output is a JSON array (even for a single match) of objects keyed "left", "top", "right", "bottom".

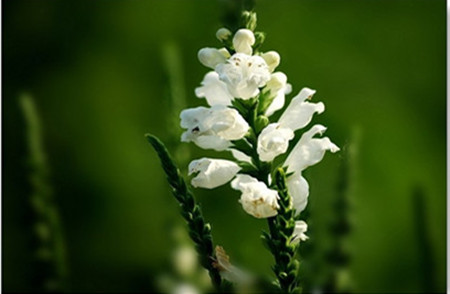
[
  {"left": 145, "top": 134, "right": 222, "bottom": 290},
  {"left": 271, "top": 169, "right": 300, "bottom": 293}
]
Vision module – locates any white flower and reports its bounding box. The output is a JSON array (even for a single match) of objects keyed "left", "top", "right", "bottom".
[
  {"left": 231, "top": 174, "right": 279, "bottom": 218},
  {"left": 216, "top": 28, "right": 232, "bottom": 41},
  {"left": 264, "top": 72, "right": 292, "bottom": 117},
  {"left": 286, "top": 173, "right": 309, "bottom": 214},
  {"left": 261, "top": 51, "right": 280, "bottom": 73},
  {"left": 278, "top": 87, "right": 324, "bottom": 131},
  {"left": 233, "top": 29, "right": 255, "bottom": 55},
  {"left": 291, "top": 220, "right": 309, "bottom": 245},
  {"left": 285, "top": 125, "right": 339, "bottom": 214},
  {"left": 285, "top": 124, "right": 340, "bottom": 173},
  {"left": 257, "top": 123, "right": 294, "bottom": 162},
  {"left": 188, "top": 158, "right": 240, "bottom": 189},
  {"left": 257, "top": 87, "right": 325, "bottom": 162},
  {"left": 195, "top": 71, "right": 233, "bottom": 106},
  {"left": 180, "top": 105, "right": 249, "bottom": 151},
  {"left": 216, "top": 53, "right": 271, "bottom": 99},
  {"left": 198, "top": 47, "right": 230, "bottom": 69}
]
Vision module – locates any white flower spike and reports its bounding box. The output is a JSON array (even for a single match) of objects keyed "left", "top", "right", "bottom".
[
  {"left": 233, "top": 29, "right": 255, "bottom": 55},
  {"left": 180, "top": 105, "right": 249, "bottom": 151},
  {"left": 188, "top": 158, "right": 240, "bottom": 189},
  {"left": 231, "top": 174, "right": 279, "bottom": 218}
]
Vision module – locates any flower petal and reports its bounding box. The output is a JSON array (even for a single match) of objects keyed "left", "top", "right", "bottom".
[
  {"left": 195, "top": 72, "right": 233, "bottom": 106},
  {"left": 264, "top": 72, "right": 291, "bottom": 116},
  {"left": 261, "top": 51, "right": 280, "bottom": 72},
  {"left": 232, "top": 29, "right": 255, "bottom": 55},
  {"left": 180, "top": 106, "right": 248, "bottom": 151},
  {"left": 198, "top": 47, "right": 229, "bottom": 69},
  {"left": 189, "top": 158, "right": 240, "bottom": 189},
  {"left": 257, "top": 123, "right": 294, "bottom": 162},
  {"left": 231, "top": 174, "right": 279, "bottom": 218},
  {"left": 278, "top": 87, "right": 325, "bottom": 131},
  {"left": 230, "top": 149, "right": 252, "bottom": 163},
  {"left": 193, "top": 135, "right": 231, "bottom": 151},
  {"left": 285, "top": 124, "right": 340, "bottom": 173}
]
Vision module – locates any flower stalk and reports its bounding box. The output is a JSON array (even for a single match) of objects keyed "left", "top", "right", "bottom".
[
  {"left": 145, "top": 134, "right": 222, "bottom": 290},
  {"left": 265, "top": 169, "right": 301, "bottom": 293}
]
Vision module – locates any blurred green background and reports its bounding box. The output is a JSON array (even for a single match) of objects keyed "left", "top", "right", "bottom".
[{"left": 3, "top": 0, "right": 446, "bottom": 292}]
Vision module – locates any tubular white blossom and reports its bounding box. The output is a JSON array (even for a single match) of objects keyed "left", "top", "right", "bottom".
[
  {"left": 264, "top": 72, "right": 292, "bottom": 116},
  {"left": 278, "top": 87, "right": 325, "bottom": 132},
  {"left": 286, "top": 173, "right": 309, "bottom": 214},
  {"left": 231, "top": 174, "right": 279, "bottom": 218},
  {"left": 195, "top": 72, "right": 233, "bottom": 106},
  {"left": 261, "top": 51, "right": 280, "bottom": 73},
  {"left": 216, "top": 53, "right": 271, "bottom": 99},
  {"left": 198, "top": 47, "right": 230, "bottom": 69},
  {"left": 257, "top": 87, "right": 326, "bottom": 162},
  {"left": 257, "top": 123, "right": 294, "bottom": 162},
  {"left": 285, "top": 124, "right": 340, "bottom": 174},
  {"left": 188, "top": 158, "right": 240, "bottom": 189},
  {"left": 291, "top": 220, "right": 309, "bottom": 244},
  {"left": 232, "top": 29, "right": 255, "bottom": 55},
  {"left": 180, "top": 105, "right": 249, "bottom": 151}
]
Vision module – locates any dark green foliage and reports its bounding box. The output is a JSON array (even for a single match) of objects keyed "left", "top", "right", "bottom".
[
  {"left": 145, "top": 134, "right": 222, "bottom": 290},
  {"left": 20, "top": 94, "right": 69, "bottom": 293}
]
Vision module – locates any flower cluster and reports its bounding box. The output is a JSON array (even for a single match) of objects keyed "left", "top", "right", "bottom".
[{"left": 180, "top": 27, "right": 339, "bottom": 240}]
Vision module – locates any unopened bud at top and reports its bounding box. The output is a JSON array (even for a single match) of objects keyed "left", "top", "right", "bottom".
[
  {"left": 233, "top": 29, "right": 255, "bottom": 55},
  {"left": 261, "top": 51, "right": 280, "bottom": 72},
  {"left": 216, "top": 28, "right": 232, "bottom": 41},
  {"left": 198, "top": 47, "right": 230, "bottom": 69}
]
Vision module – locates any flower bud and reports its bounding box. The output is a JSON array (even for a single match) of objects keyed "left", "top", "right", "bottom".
[
  {"left": 198, "top": 48, "right": 228, "bottom": 69},
  {"left": 233, "top": 29, "right": 255, "bottom": 55},
  {"left": 261, "top": 51, "right": 280, "bottom": 72},
  {"left": 216, "top": 27, "right": 232, "bottom": 41}
]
